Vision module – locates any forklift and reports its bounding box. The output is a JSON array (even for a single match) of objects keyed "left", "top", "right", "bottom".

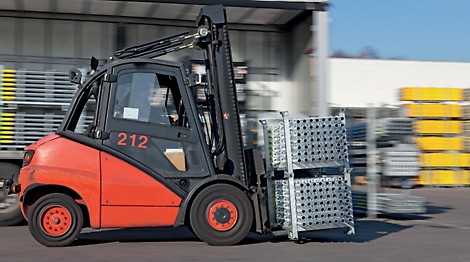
[{"left": 7, "top": 5, "right": 354, "bottom": 247}]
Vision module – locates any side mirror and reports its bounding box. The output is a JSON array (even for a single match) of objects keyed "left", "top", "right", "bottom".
[
  {"left": 91, "top": 56, "right": 99, "bottom": 71},
  {"left": 69, "top": 68, "right": 84, "bottom": 84}
]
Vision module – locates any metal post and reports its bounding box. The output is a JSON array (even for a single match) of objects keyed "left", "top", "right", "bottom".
[
  {"left": 314, "top": 9, "right": 330, "bottom": 117},
  {"left": 281, "top": 111, "right": 298, "bottom": 240},
  {"left": 366, "top": 106, "right": 378, "bottom": 218},
  {"left": 260, "top": 120, "right": 277, "bottom": 227}
]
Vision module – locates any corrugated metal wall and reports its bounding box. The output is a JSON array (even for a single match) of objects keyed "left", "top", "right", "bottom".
[
  {"left": 0, "top": 15, "right": 315, "bottom": 114},
  {"left": 0, "top": 17, "right": 115, "bottom": 71}
]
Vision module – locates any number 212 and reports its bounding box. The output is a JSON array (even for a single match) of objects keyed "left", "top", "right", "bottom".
[{"left": 117, "top": 133, "right": 148, "bottom": 149}]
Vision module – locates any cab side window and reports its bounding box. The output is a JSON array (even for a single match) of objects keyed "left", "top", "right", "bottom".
[
  {"left": 65, "top": 75, "right": 103, "bottom": 137},
  {"left": 113, "top": 72, "right": 189, "bottom": 128}
]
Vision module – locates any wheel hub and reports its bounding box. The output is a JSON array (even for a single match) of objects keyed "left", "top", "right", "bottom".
[
  {"left": 40, "top": 205, "right": 72, "bottom": 237},
  {"left": 207, "top": 200, "right": 238, "bottom": 231},
  {"left": 214, "top": 208, "right": 231, "bottom": 224}
]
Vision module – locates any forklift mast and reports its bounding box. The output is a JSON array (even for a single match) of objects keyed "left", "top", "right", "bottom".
[{"left": 196, "top": 6, "right": 247, "bottom": 183}]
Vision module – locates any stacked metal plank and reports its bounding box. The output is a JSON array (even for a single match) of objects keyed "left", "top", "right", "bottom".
[
  {"left": 0, "top": 67, "right": 90, "bottom": 151},
  {"left": 401, "top": 87, "right": 470, "bottom": 186},
  {"left": 347, "top": 118, "right": 420, "bottom": 187},
  {"left": 464, "top": 89, "right": 470, "bottom": 181},
  {"left": 260, "top": 110, "right": 354, "bottom": 240},
  {"left": 352, "top": 192, "right": 426, "bottom": 214}
]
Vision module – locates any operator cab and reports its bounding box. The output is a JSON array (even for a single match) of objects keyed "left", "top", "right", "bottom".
[{"left": 61, "top": 58, "right": 214, "bottom": 193}]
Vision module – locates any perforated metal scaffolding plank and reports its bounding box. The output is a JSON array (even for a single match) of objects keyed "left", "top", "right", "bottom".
[
  {"left": 274, "top": 176, "right": 354, "bottom": 231},
  {"left": 264, "top": 114, "right": 349, "bottom": 170}
]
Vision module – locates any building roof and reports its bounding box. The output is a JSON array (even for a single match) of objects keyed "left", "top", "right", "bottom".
[{"left": 0, "top": 0, "right": 327, "bottom": 28}]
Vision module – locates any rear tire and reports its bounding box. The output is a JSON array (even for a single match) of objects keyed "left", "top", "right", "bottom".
[
  {"left": 189, "top": 184, "right": 253, "bottom": 246},
  {"left": 0, "top": 162, "right": 24, "bottom": 226},
  {"left": 28, "top": 193, "right": 83, "bottom": 247}
]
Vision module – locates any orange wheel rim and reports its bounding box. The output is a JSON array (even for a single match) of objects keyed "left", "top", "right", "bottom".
[
  {"left": 207, "top": 200, "right": 238, "bottom": 231},
  {"left": 40, "top": 205, "right": 72, "bottom": 237}
]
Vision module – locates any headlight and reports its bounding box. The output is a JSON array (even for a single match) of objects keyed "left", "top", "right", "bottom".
[{"left": 23, "top": 150, "right": 35, "bottom": 167}]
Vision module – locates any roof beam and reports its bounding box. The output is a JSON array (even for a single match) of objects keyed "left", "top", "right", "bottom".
[
  {"left": 144, "top": 3, "right": 160, "bottom": 18},
  {"left": 0, "top": 10, "right": 284, "bottom": 32},
  {"left": 104, "top": 0, "right": 328, "bottom": 11}
]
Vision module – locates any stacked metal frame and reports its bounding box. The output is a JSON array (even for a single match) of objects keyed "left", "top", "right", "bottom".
[
  {"left": 347, "top": 117, "right": 420, "bottom": 187},
  {"left": 1, "top": 67, "right": 92, "bottom": 151},
  {"left": 464, "top": 89, "right": 470, "bottom": 182},
  {"left": 352, "top": 192, "right": 426, "bottom": 214},
  {"left": 260, "top": 110, "right": 354, "bottom": 240}
]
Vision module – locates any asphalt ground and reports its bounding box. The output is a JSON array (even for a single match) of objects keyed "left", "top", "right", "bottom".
[{"left": 0, "top": 187, "right": 468, "bottom": 262}]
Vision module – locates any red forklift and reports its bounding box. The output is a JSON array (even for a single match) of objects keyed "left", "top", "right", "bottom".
[{"left": 5, "top": 5, "right": 354, "bottom": 247}]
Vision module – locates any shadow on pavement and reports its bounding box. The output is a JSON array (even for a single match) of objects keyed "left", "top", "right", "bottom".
[
  {"left": 74, "top": 203, "right": 451, "bottom": 246},
  {"left": 74, "top": 226, "right": 199, "bottom": 246},
  {"left": 74, "top": 219, "right": 409, "bottom": 246},
  {"left": 424, "top": 204, "right": 453, "bottom": 215},
  {"left": 296, "top": 219, "right": 411, "bottom": 244}
]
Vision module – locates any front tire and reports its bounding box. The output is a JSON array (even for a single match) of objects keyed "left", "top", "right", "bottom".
[
  {"left": 28, "top": 193, "right": 83, "bottom": 247},
  {"left": 189, "top": 184, "right": 253, "bottom": 246}
]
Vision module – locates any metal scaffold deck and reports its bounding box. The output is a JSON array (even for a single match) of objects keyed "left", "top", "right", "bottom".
[{"left": 261, "top": 110, "right": 354, "bottom": 240}]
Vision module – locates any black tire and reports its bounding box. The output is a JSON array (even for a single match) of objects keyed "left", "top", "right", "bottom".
[
  {"left": 189, "top": 184, "right": 253, "bottom": 246},
  {"left": 0, "top": 162, "right": 25, "bottom": 226},
  {"left": 28, "top": 193, "right": 83, "bottom": 247}
]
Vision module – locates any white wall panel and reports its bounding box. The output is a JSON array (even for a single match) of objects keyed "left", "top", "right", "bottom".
[{"left": 330, "top": 58, "right": 470, "bottom": 108}]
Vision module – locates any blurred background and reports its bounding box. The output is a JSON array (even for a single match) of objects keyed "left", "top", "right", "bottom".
[
  {"left": 0, "top": 1, "right": 469, "bottom": 261},
  {"left": 0, "top": 0, "right": 468, "bottom": 213}
]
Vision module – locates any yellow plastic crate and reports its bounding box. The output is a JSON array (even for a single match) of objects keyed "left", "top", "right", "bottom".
[
  {"left": 403, "top": 103, "right": 462, "bottom": 118},
  {"left": 414, "top": 120, "right": 461, "bottom": 134},
  {"left": 419, "top": 170, "right": 470, "bottom": 185},
  {"left": 420, "top": 153, "right": 469, "bottom": 168},
  {"left": 415, "top": 137, "right": 463, "bottom": 151},
  {"left": 401, "top": 87, "right": 463, "bottom": 102}
]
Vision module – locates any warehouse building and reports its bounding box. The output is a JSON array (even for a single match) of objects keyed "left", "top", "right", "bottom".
[{"left": 0, "top": 0, "right": 330, "bottom": 116}]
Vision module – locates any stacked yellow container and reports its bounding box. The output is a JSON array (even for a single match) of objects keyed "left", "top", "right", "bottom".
[{"left": 401, "top": 87, "right": 469, "bottom": 186}]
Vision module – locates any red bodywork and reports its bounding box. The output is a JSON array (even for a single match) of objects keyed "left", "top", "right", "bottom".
[{"left": 19, "top": 134, "right": 182, "bottom": 228}]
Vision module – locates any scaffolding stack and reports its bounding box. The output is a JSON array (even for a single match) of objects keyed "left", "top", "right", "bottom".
[
  {"left": 352, "top": 192, "right": 426, "bottom": 214},
  {"left": 260, "top": 110, "right": 354, "bottom": 240},
  {"left": 347, "top": 118, "right": 420, "bottom": 187},
  {"left": 401, "top": 87, "right": 470, "bottom": 187},
  {"left": 1, "top": 67, "right": 91, "bottom": 151},
  {"left": 464, "top": 88, "right": 470, "bottom": 180}
]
